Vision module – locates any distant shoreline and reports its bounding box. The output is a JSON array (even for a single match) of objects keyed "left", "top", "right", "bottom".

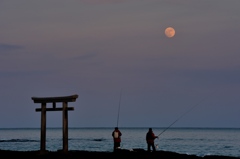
[{"left": 0, "top": 127, "right": 240, "bottom": 129}]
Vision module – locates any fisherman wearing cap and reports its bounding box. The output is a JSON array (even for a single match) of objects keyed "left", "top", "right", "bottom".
[{"left": 146, "top": 128, "right": 158, "bottom": 152}]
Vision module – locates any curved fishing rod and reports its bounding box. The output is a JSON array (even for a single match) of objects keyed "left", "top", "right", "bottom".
[
  {"left": 157, "top": 90, "right": 216, "bottom": 137},
  {"left": 157, "top": 105, "right": 194, "bottom": 137},
  {"left": 116, "top": 89, "right": 123, "bottom": 127}
]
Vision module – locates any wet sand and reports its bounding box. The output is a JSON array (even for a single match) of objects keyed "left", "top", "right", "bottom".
[{"left": 0, "top": 149, "right": 239, "bottom": 159}]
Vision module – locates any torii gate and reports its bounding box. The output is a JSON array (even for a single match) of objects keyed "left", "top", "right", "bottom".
[{"left": 32, "top": 94, "right": 78, "bottom": 153}]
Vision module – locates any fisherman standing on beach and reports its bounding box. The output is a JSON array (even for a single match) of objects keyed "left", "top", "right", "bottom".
[
  {"left": 146, "top": 128, "right": 158, "bottom": 152},
  {"left": 112, "top": 127, "right": 122, "bottom": 152}
]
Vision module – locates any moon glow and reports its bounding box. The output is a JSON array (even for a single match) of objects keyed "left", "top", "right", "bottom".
[{"left": 165, "top": 27, "right": 175, "bottom": 38}]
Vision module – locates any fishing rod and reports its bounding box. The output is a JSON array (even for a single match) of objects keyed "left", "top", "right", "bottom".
[
  {"left": 116, "top": 89, "right": 123, "bottom": 127},
  {"left": 157, "top": 90, "right": 216, "bottom": 137}
]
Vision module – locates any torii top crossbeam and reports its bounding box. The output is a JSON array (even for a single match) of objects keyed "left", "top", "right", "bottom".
[{"left": 32, "top": 94, "right": 78, "bottom": 103}]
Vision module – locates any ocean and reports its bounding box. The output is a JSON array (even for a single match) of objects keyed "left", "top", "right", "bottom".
[{"left": 0, "top": 127, "right": 239, "bottom": 157}]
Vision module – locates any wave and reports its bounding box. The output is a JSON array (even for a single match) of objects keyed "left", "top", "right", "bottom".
[
  {"left": 69, "top": 138, "right": 107, "bottom": 142},
  {"left": 0, "top": 139, "right": 38, "bottom": 143}
]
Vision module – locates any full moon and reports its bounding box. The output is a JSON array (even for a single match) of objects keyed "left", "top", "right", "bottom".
[{"left": 165, "top": 27, "right": 175, "bottom": 38}]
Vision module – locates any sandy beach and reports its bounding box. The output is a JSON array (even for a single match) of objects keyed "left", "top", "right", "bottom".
[{"left": 0, "top": 149, "right": 239, "bottom": 159}]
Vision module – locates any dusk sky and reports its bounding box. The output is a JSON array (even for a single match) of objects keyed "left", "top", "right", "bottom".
[{"left": 0, "top": 0, "right": 240, "bottom": 128}]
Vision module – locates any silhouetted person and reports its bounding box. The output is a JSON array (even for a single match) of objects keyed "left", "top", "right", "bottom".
[
  {"left": 112, "top": 127, "right": 122, "bottom": 152},
  {"left": 146, "top": 128, "right": 158, "bottom": 152}
]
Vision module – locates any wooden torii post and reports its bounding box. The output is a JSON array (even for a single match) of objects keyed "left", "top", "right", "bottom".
[{"left": 32, "top": 94, "right": 78, "bottom": 153}]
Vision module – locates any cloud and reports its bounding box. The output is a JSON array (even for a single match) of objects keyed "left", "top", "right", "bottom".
[
  {"left": 0, "top": 43, "right": 24, "bottom": 52},
  {"left": 0, "top": 70, "right": 55, "bottom": 78}
]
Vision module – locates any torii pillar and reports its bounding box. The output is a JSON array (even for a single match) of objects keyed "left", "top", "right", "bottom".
[{"left": 32, "top": 94, "right": 78, "bottom": 153}]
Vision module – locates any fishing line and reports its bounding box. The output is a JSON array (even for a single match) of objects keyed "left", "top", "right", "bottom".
[
  {"left": 116, "top": 89, "right": 123, "bottom": 127},
  {"left": 157, "top": 90, "right": 216, "bottom": 137}
]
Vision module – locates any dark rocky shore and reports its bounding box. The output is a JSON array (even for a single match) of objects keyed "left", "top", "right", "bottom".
[{"left": 0, "top": 149, "right": 239, "bottom": 159}]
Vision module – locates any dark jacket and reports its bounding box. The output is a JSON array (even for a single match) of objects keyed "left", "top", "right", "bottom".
[{"left": 146, "top": 131, "right": 157, "bottom": 144}]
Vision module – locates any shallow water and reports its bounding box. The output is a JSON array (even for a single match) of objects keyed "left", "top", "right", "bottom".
[{"left": 0, "top": 127, "right": 239, "bottom": 157}]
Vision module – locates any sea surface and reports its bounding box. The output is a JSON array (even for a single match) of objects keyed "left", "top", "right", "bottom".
[{"left": 0, "top": 127, "right": 239, "bottom": 157}]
